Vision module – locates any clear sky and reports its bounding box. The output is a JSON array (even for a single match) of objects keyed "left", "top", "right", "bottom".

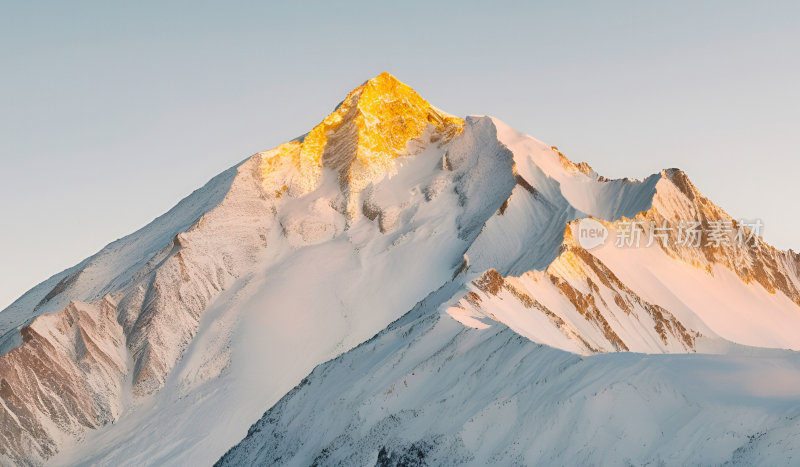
[{"left": 1, "top": 1, "right": 798, "bottom": 310}]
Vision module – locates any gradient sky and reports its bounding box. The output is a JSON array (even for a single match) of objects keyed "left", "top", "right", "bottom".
[{"left": 1, "top": 1, "right": 798, "bottom": 310}]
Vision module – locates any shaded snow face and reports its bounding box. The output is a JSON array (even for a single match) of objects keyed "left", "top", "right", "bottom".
[{"left": 217, "top": 301, "right": 800, "bottom": 467}]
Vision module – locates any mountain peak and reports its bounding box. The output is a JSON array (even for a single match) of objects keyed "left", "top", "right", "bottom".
[
  {"left": 259, "top": 73, "right": 464, "bottom": 213},
  {"left": 360, "top": 70, "right": 402, "bottom": 88}
]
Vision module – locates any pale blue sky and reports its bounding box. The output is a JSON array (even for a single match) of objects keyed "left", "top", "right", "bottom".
[{"left": 1, "top": 1, "right": 798, "bottom": 309}]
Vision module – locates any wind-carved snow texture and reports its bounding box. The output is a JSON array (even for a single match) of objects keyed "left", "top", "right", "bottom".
[{"left": 1, "top": 73, "right": 799, "bottom": 465}]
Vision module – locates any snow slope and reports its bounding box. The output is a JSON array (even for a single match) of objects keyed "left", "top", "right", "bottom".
[
  {"left": 0, "top": 166, "right": 239, "bottom": 356},
  {"left": 217, "top": 291, "right": 800, "bottom": 466}
]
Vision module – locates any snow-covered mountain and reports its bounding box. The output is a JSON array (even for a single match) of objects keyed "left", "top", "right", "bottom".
[{"left": 1, "top": 73, "right": 798, "bottom": 466}]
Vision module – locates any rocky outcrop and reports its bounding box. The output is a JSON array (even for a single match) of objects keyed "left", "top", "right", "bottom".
[
  {"left": 625, "top": 168, "right": 800, "bottom": 306},
  {"left": 0, "top": 154, "right": 276, "bottom": 464},
  {"left": 451, "top": 232, "right": 698, "bottom": 355},
  {"left": 0, "top": 298, "right": 124, "bottom": 464}
]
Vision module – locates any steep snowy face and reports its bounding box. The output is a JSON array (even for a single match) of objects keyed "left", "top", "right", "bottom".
[
  {"left": 648, "top": 169, "right": 800, "bottom": 306},
  {"left": 0, "top": 74, "right": 506, "bottom": 465},
  {"left": 0, "top": 166, "right": 240, "bottom": 357},
  {"left": 463, "top": 118, "right": 662, "bottom": 277},
  {"left": 589, "top": 169, "right": 800, "bottom": 350}
]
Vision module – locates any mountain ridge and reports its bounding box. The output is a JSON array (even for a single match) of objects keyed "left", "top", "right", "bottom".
[{"left": 1, "top": 73, "right": 798, "bottom": 465}]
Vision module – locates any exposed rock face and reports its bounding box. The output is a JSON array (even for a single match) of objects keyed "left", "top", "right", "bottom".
[
  {"left": 644, "top": 169, "right": 800, "bottom": 306},
  {"left": 0, "top": 298, "right": 124, "bottom": 463},
  {"left": 0, "top": 156, "right": 274, "bottom": 464},
  {"left": 551, "top": 145, "right": 595, "bottom": 176},
  {"left": 450, "top": 232, "right": 697, "bottom": 355}
]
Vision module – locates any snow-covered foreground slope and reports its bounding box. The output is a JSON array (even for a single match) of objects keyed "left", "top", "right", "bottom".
[
  {"left": 217, "top": 296, "right": 800, "bottom": 466},
  {"left": 1, "top": 72, "right": 799, "bottom": 465}
]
